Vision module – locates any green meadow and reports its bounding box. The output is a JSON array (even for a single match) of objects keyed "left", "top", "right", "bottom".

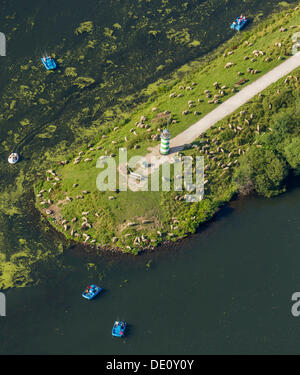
[{"left": 35, "top": 6, "right": 300, "bottom": 254}]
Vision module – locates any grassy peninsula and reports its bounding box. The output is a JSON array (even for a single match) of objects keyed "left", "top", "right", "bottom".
[{"left": 34, "top": 5, "right": 300, "bottom": 254}]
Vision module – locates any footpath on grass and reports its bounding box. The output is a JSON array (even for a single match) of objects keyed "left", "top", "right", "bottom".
[{"left": 119, "top": 52, "right": 300, "bottom": 186}]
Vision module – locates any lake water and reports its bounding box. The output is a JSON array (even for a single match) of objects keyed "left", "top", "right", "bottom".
[
  {"left": 0, "top": 0, "right": 299, "bottom": 355},
  {"left": 2, "top": 179, "right": 300, "bottom": 355}
]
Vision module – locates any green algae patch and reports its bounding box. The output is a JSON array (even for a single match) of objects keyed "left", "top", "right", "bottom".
[
  {"left": 0, "top": 260, "right": 33, "bottom": 289},
  {"left": 0, "top": 171, "right": 25, "bottom": 216},
  {"left": 75, "top": 21, "right": 94, "bottom": 35}
]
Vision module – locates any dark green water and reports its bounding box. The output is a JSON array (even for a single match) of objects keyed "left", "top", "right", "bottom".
[
  {"left": 2, "top": 181, "right": 300, "bottom": 355},
  {"left": 0, "top": 0, "right": 299, "bottom": 354}
]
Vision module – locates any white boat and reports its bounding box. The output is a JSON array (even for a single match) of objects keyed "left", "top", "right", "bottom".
[{"left": 8, "top": 153, "right": 19, "bottom": 164}]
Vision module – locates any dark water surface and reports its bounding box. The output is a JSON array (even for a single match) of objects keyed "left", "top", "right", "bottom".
[
  {"left": 0, "top": 0, "right": 299, "bottom": 354},
  {"left": 2, "top": 180, "right": 300, "bottom": 355}
]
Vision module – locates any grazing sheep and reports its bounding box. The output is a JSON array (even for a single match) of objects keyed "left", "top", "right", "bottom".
[
  {"left": 224, "top": 62, "right": 234, "bottom": 69},
  {"left": 84, "top": 236, "right": 90, "bottom": 243},
  {"left": 82, "top": 222, "right": 92, "bottom": 229}
]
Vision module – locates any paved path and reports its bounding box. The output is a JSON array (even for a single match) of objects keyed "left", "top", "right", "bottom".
[
  {"left": 147, "top": 52, "right": 300, "bottom": 159},
  {"left": 120, "top": 52, "right": 300, "bottom": 187}
]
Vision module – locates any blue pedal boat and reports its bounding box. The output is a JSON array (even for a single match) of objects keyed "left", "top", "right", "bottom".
[
  {"left": 41, "top": 56, "right": 56, "bottom": 70},
  {"left": 112, "top": 321, "right": 127, "bottom": 337},
  {"left": 231, "top": 17, "right": 248, "bottom": 31},
  {"left": 82, "top": 284, "right": 102, "bottom": 300}
]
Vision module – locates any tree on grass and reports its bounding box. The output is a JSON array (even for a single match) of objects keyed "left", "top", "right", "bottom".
[
  {"left": 234, "top": 146, "right": 289, "bottom": 197},
  {"left": 284, "top": 137, "right": 300, "bottom": 175}
]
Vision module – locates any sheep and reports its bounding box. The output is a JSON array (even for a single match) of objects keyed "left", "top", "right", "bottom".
[{"left": 224, "top": 62, "right": 234, "bottom": 69}]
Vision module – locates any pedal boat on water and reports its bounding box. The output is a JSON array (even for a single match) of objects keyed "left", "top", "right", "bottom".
[
  {"left": 231, "top": 16, "right": 248, "bottom": 31},
  {"left": 82, "top": 284, "right": 102, "bottom": 300},
  {"left": 8, "top": 153, "right": 19, "bottom": 164},
  {"left": 41, "top": 55, "right": 56, "bottom": 70},
  {"left": 112, "top": 321, "right": 127, "bottom": 337}
]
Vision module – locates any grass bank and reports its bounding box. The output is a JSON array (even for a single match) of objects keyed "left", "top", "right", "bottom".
[{"left": 35, "top": 5, "right": 300, "bottom": 254}]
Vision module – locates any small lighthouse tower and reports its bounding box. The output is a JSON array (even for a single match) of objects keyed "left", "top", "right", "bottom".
[{"left": 160, "top": 128, "right": 171, "bottom": 155}]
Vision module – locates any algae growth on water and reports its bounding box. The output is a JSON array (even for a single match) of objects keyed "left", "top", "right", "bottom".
[{"left": 0, "top": 0, "right": 297, "bottom": 288}]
